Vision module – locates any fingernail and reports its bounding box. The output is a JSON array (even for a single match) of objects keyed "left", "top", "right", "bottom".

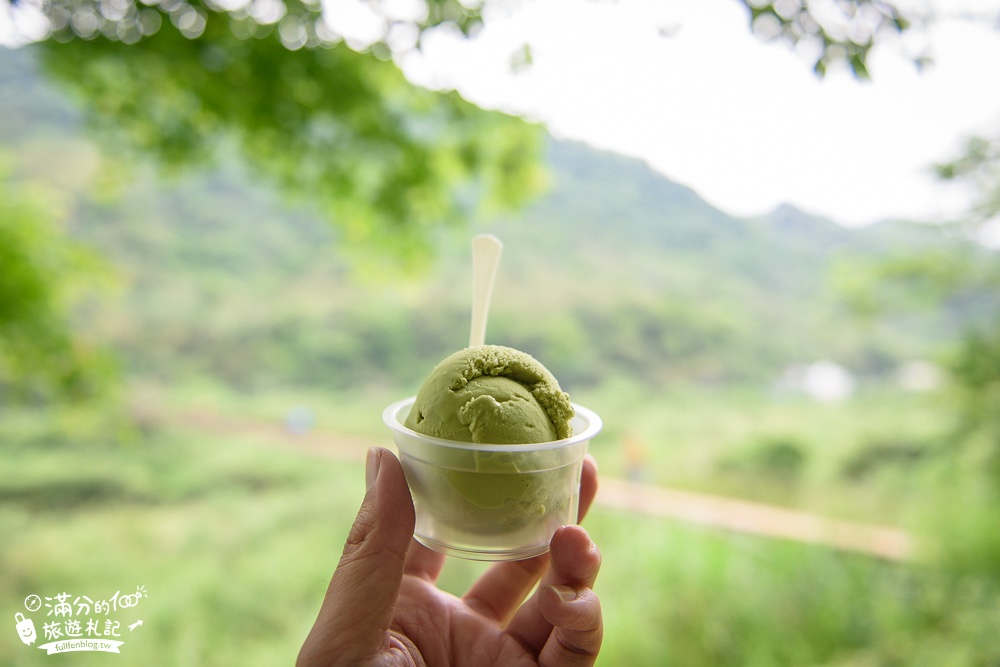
[
  {"left": 549, "top": 584, "right": 578, "bottom": 602},
  {"left": 366, "top": 447, "right": 381, "bottom": 492}
]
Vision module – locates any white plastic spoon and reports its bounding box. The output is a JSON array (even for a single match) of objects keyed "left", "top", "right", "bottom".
[{"left": 469, "top": 234, "right": 504, "bottom": 348}]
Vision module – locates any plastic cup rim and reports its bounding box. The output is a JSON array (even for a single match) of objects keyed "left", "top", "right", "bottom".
[{"left": 383, "top": 396, "right": 602, "bottom": 453}]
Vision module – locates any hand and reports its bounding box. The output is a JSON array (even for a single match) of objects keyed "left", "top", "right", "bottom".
[{"left": 298, "top": 447, "right": 602, "bottom": 667}]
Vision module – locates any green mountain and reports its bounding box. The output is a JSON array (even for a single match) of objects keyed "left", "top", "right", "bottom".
[
  {"left": 2, "top": 44, "right": 992, "bottom": 394},
  {"left": 475, "top": 141, "right": 980, "bottom": 387}
]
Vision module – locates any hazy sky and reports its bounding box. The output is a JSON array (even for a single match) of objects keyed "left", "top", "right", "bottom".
[
  {"left": 5, "top": 0, "right": 1000, "bottom": 227},
  {"left": 397, "top": 0, "right": 1000, "bottom": 227}
]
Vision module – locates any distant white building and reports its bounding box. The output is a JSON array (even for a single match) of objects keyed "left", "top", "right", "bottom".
[{"left": 779, "top": 361, "right": 856, "bottom": 402}]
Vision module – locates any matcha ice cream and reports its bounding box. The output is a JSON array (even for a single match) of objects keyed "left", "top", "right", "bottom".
[
  {"left": 404, "top": 345, "right": 574, "bottom": 444},
  {"left": 399, "top": 345, "right": 576, "bottom": 535},
  {"left": 382, "top": 235, "right": 601, "bottom": 560}
]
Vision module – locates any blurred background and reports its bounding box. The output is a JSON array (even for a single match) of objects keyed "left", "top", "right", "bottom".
[{"left": 3, "top": 0, "right": 1000, "bottom": 665}]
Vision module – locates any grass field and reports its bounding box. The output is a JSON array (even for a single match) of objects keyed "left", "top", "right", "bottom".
[{"left": 3, "top": 382, "right": 999, "bottom": 666}]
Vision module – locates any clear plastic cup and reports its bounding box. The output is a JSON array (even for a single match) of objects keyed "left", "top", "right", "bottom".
[{"left": 383, "top": 397, "right": 602, "bottom": 561}]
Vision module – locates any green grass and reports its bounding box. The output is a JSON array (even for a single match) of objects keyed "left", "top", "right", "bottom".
[
  {"left": 588, "top": 509, "right": 1000, "bottom": 667},
  {"left": 3, "top": 385, "right": 998, "bottom": 666},
  {"left": 573, "top": 380, "right": 953, "bottom": 524},
  {"left": 1, "top": 413, "right": 362, "bottom": 666}
]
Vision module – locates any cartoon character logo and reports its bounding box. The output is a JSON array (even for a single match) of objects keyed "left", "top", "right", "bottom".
[{"left": 15, "top": 613, "right": 36, "bottom": 646}]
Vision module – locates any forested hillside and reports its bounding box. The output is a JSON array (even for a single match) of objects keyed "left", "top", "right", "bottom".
[{"left": 3, "top": 45, "right": 991, "bottom": 395}]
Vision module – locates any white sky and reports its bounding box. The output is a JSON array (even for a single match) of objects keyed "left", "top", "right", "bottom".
[
  {"left": 396, "top": 0, "right": 1000, "bottom": 227},
  {"left": 5, "top": 0, "right": 1000, "bottom": 226}
]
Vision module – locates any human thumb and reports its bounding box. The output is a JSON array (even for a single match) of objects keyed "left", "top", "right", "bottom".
[{"left": 297, "top": 447, "right": 415, "bottom": 666}]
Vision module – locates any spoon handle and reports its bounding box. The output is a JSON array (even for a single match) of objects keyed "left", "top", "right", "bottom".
[{"left": 469, "top": 234, "right": 504, "bottom": 348}]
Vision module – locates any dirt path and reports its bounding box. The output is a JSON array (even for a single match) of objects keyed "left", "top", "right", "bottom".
[
  {"left": 183, "top": 408, "right": 916, "bottom": 561},
  {"left": 596, "top": 478, "right": 914, "bottom": 560}
]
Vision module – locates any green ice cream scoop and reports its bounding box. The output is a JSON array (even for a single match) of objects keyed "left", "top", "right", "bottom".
[
  {"left": 404, "top": 345, "right": 574, "bottom": 444},
  {"left": 403, "top": 345, "right": 575, "bottom": 531}
]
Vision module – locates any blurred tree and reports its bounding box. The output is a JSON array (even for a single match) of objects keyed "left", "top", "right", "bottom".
[
  {"left": 937, "top": 133, "right": 1000, "bottom": 233},
  {"left": 736, "top": 0, "right": 918, "bottom": 78},
  {"left": 742, "top": 0, "right": 1000, "bottom": 238},
  {"left": 2, "top": 0, "right": 548, "bottom": 397},
  {"left": 2, "top": 0, "right": 931, "bottom": 267},
  {"left": 27, "top": 0, "right": 546, "bottom": 268},
  {"left": 950, "top": 326, "right": 1000, "bottom": 481},
  {"left": 0, "top": 159, "right": 116, "bottom": 400},
  {"left": 831, "top": 224, "right": 1000, "bottom": 483},
  {"left": 5, "top": 0, "right": 929, "bottom": 263}
]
